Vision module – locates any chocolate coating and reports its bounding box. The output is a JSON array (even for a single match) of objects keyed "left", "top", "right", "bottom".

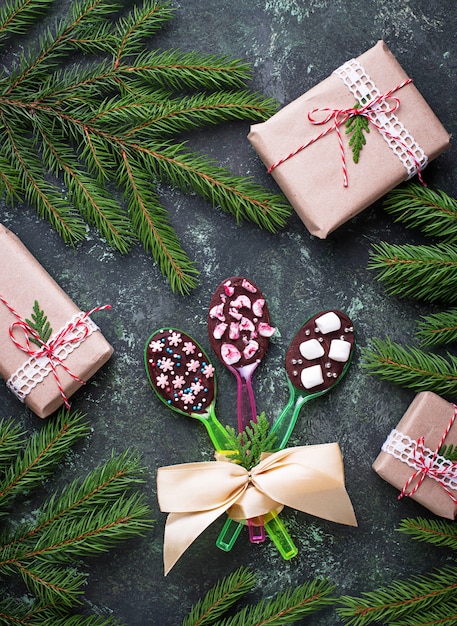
[
  {"left": 207, "top": 276, "right": 274, "bottom": 368},
  {"left": 286, "top": 310, "right": 354, "bottom": 392},
  {"left": 145, "top": 328, "right": 215, "bottom": 415}
]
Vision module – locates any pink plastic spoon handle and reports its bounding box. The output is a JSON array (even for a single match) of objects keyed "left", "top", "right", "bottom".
[
  {"left": 248, "top": 516, "right": 265, "bottom": 543},
  {"left": 228, "top": 362, "right": 259, "bottom": 433}
]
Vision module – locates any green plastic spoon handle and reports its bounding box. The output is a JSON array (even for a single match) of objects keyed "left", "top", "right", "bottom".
[
  {"left": 264, "top": 511, "right": 298, "bottom": 560},
  {"left": 216, "top": 517, "right": 244, "bottom": 551},
  {"left": 200, "top": 403, "right": 234, "bottom": 451},
  {"left": 269, "top": 378, "right": 307, "bottom": 450}
]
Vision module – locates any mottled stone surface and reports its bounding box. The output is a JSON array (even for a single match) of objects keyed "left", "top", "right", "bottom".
[{"left": 0, "top": 0, "right": 456, "bottom": 624}]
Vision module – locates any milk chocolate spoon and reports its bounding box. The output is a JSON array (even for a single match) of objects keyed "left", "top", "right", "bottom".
[
  {"left": 270, "top": 310, "right": 355, "bottom": 449},
  {"left": 208, "top": 276, "right": 276, "bottom": 433},
  {"left": 144, "top": 327, "right": 232, "bottom": 451}
]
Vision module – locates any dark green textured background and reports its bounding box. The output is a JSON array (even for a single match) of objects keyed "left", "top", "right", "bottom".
[{"left": 1, "top": 0, "right": 456, "bottom": 623}]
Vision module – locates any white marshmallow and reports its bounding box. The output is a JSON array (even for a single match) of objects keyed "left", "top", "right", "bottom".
[
  {"left": 315, "top": 311, "right": 341, "bottom": 334},
  {"left": 300, "top": 364, "right": 324, "bottom": 389},
  {"left": 299, "top": 339, "right": 325, "bottom": 360},
  {"left": 328, "top": 339, "right": 351, "bottom": 362}
]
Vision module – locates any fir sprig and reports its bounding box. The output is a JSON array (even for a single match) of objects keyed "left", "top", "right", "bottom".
[
  {"left": 416, "top": 308, "right": 457, "bottom": 347},
  {"left": 224, "top": 413, "right": 277, "bottom": 470},
  {"left": 361, "top": 337, "right": 457, "bottom": 395},
  {"left": 0, "top": 0, "right": 291, "bottom": 295},
  {"left": 439, "top": 443, "right": 457, "bottom": 461},
  {"left": 25, "top": 300, "right": 52, "bottom": 347},
  {"left": 345, "top": 101, "right": 370, "bottom": 163},
  {"left": 368, "top": 241, "right": 457, "bottom": 304},
  {"left": 383, "top": 183, "right": 457, "bottom": 240}
]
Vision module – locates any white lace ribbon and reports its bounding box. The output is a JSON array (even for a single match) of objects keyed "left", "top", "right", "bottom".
[
  {"left": 6, "top": 312, "right": 99, "bottom": 402},
  {"left": 334, "top": 58, "right": 428, "bottom": 179},
  {"left": 382, "top": 428, "right": 457, "bottom": 493}
]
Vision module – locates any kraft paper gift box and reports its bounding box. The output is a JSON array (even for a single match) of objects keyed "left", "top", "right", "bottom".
[
  {"left": 373, "top": 391, "right": 457, "bottom": 519},
  {"left": 248, "top": 40, "right": 451, "bottom": 238},
  {"left": 0, "top": 224, "right": 113, "bottom": 418}
]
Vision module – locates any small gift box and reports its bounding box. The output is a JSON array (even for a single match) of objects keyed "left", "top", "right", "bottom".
[
  {"left": 0, "top": 225, "right": 113, "bottom": 418},
  {"left": 248, "top": 40, "right": 450, "bottom": 238},
  {"left": 373, "top": 391, "right": 457, "bottom": 519}
]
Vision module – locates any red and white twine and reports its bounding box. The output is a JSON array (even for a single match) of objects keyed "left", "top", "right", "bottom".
[{"left": 0, "top": 295, "right": 111, "bottom": 409}]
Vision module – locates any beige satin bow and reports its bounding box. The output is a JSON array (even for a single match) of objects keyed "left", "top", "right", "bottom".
[{"left": 157, "top": 443, "right": 357, "bottom": 574}]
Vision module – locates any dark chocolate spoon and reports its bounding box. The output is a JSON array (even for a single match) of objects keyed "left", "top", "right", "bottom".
[
  {"left": 270, "top": 310, "right": 355, "bottom": 449},
  {"left": 144, "top": 327, "right": 232, "bottom": 451},
  {"left": 208, "top": 276, "right": 276, "bottom": 433}
]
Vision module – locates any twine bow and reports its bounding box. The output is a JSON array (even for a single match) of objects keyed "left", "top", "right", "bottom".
[
  {"left": 399, "top": 404, "right": 457, "bottom": 503},
  {"left": 157, "top": 443, "right": 357, "bottom": 574},
  {"left": 0, "top": 295, "right": 111, "bottom": 408},
  {"left": 267, "top": 77, "right": 425, "bottom": 187}
]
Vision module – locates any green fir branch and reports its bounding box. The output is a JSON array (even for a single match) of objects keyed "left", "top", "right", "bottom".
[
  {"left": 113, "top": 0, "right": 175, "bottom": 64},
  {"left": 119, "top": 154, "right": 200, "bottom": 294},
  {"left": 218, "top": 578, "right": 336, "bottom": 626},
  {"left": 16, "top": 560, "right": 87, "bottom": 608},
  {"left": 383, "top": 183, "right": 457, "bottom": 241},
  {"left": 416, "top": 308, "right": 457, "bottom": 347},
  {"left": 0, "top": 0, "right": 290, "bottom": 294},
  {"left": 368, "top": 241, "right": 457, "bottom": 304},
  {"left": 120, "top": 48, "right": 253, "bottom": 92},
  {"left": 0, "top": 411, "right": 153, "bottom": 621},
  {"left": 361, "top": 337, "right": 457, "bottom": 395},
  {"left": 337, "top": 566, "right": 457, "bottom": 626},
  {"left": 140, "top": 141, "right": 290, "bottom": 232},
  {"left": 398, "top": 517, "right": 457, "bottom": 551},
  {"left": 388, "top": 600, "right": 457, "bottom": 625},
  {"left": 0, "top": 598, "right": 60, "bottom": 625},
  {"left": 0, "top": 409, "right": 90, "bottom": 512},
  {"left": 0, "top": 0, "right": 54, "bottom": 45},
  {"left": 182, "top": 566, "right": 256, "bottom": 626},
  {"left": 40, "top": 617, "right": 123, "bottom": 626},
  {"left": 0, "top": 419, "right": 24, "bottom": 472}
]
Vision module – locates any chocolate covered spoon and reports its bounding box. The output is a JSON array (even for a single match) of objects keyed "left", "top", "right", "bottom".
[
  {"left": 270, "top": 310, "right": 355, "bottom": 449},
  {"left": 208, "top": 276, "right": 276, "bottom": 433},
  {"left": 144, "top": 328, "right": 232, "bottom": 451}
]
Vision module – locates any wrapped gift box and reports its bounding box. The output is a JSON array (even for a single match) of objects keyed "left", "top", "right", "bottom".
[
  {"left": 248, "top": 40, "right": 450, "bottom": 238},
  {"left": 373, "top": 391, "right": 457, "bottom": 519},
  {"left": 0, "top": 225, "right": 113, "bottom": 418}
]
